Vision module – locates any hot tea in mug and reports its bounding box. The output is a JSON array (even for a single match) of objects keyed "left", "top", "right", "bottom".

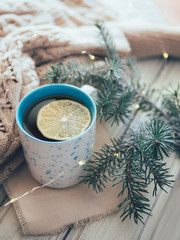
[
  {"left": 23, "top": 96, "right": 91, "bottom": 142},
  {"left": 16, "top": 84, "right": 96, "bottom": 188}
]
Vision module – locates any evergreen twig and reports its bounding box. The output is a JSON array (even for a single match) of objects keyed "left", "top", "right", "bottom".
[
  {"left": 44, "top": 21, "right": 179, "bottom": 224},
  {"left": 80, "top": 120, "right": 174, "bottom": 223},
  {"left": 95, "top": 21, "right": 119, "bottom": 61}
]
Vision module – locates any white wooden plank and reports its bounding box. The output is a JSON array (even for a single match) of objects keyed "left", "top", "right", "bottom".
[
  {"left": 151, "top": 170, "right": 180, "bottom": 240},
  {"left": 140, "top": 168, "right": 180, "bottom": 240},
  {"left": 137, "top": 57, "right": 165, "bottom": 85},
  {"left": 150, "top": 60, "right": 180, "bottom": 87},
  {"left": 139, "top": 156, "right": 180, "bottom": 240}
]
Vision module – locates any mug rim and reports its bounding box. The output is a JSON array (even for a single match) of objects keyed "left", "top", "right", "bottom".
[{"left": 16, "top": 84, "right": 96, "bottom": 144}]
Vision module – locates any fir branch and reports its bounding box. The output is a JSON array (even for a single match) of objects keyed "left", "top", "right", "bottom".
[
  {"left": 80, "top": 141, "right": 120, "bottom": 193},
  {"left": 164, "top": 84, "right": 180, "bottom": 114},
  {"left": 143, "top": 155, "right": 174, "bottom": 196},
  {"left": 131, "top": 72, "right": 180, "bottom": 156},
  {"left": 104, "top": 58, "right": 123, "bottom": 82},
  {"left": 44, "top": 58, "right": 133, "bottom": 127},
  {"left": 81, "top": 120, "right": 174, "bottom": 223},
  {"left": 162, "top": 85, "right": 180, "bottom": 130},
  {"left": 44, "top": 23, "right": 133, "bottom": 128},
  {"left": 114, "top": 154, "right": 151, "bottom": 224},
  {"left": 137, "top": 120, "right": 174, "bottom": 195},
  {"left": 121, "top": 109, "right": 139, "bottom": 138},
  {"left": 96, "top": 21, "right": 123, "bottom": 85},
  {"left": 135, "top": 85, "right": 180, "bottom": 155},
  {"left": 137, "top": 92, "right": 169, "bottom": 121},
  {"left": 113, "top": 141, "right": 151, "bottom": 224},
  {"left": 96, "top": 82, "right": 133, "bottom": 125},
  {"left": 138, "top": 120, "right": 174, "bottom": 159},
  {"left": 95, "top": 21, "right": 119, "bottom": 61},
  {"left": 44, "top": 60, "right": 105, "bottom": 88},
  {"left": 43, "top": 22, "right": 178, "bottom": 224}
]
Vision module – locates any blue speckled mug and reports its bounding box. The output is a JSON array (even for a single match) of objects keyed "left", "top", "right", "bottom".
[{"left": 16, "top": 84, "right": 96, "bottom": 188}]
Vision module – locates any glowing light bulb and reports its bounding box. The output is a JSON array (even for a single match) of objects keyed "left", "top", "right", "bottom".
[
  {"left": 135, "top": 103, "right": 140, "bottom": 109},
  {"left": 114, "top": 152, "right": 119, "bottom": 157},
  {"left": 88, "top": 54, "right": 95, "bottom": 60},
  {"left": 141, "top": 90, "right": 145, "bottom": 95},
  {"left": 78, "top": 160, "right": 86, "bottom": 166},
  {"left": 4, "top": 198, "right": 18, "bottom": 207},
  {"left": 81, "top": 50, "right": 87, "bottom": 54},
  {"left": 163, "top": 52, "right": 168, "bottom": 59}
]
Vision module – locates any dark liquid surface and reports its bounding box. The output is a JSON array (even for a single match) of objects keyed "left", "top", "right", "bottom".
[{"left": 23, "top": 96, "right": 86, "bottom": 142}]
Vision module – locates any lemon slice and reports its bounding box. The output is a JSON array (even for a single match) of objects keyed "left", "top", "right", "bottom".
[{"left": 37, "top": 99, "right": 91, "bottom": 141}]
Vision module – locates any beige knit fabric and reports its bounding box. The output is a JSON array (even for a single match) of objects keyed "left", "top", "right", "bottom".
[{"left": 0, "top": 0, "right": 180, "bottom": 183}]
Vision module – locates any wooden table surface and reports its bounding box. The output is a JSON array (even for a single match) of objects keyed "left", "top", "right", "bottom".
[{"left": 0, "top": 57, "right": 180, "bottom": 240}]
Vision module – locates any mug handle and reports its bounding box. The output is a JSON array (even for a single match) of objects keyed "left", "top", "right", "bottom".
[{"left": 80, "top": 84, "right": 98, "bottom": 101}]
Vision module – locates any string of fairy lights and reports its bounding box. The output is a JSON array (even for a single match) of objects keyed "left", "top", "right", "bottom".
[
  {"left": 0, "top": 19, "right": 170, "bottom": 210},
  {"left": 2, "top": 160, "right": 86, "bottom": 208}
]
